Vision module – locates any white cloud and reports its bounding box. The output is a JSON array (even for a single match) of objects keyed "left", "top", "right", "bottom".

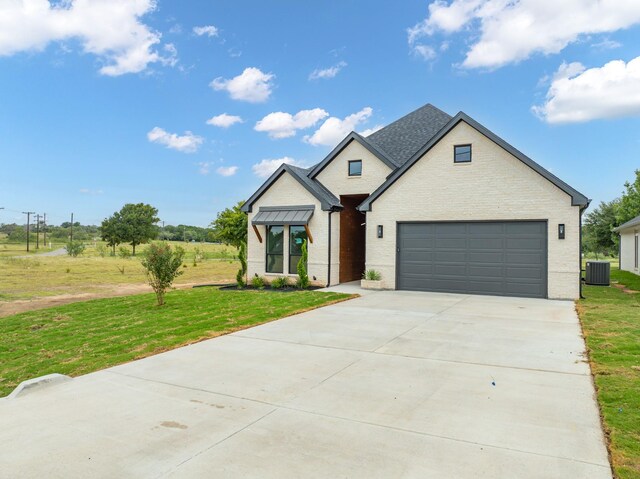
[
  {"left": 359, "top": 125, "right": 384, "bottom": 137},
  {"left": 216, "top": 165, "right": 238, "bottom": 177},
  {"left": 413, "top": 44, "right": 437, "bottom": 61},
  {"left": 304, "top": 107, "right": 373, "bottom": 146},
  {"left": 309, "top": 61, "right": 347, "bottom": 80},
  {"left": 0, "top": 0, "right": 174, "bottom": 76},
  {"left": 193, "top": 25, "right": 219, "bottom": 37},
  {"left": 254, "top": 108, "right": 328, "bottom": 139},
  {"left": 533, "top": 57, "right": 640, "bottom": 123},
  {"left": 206, "top": 113, "right": 243, "bottom": 128},
  {"left": 197, "top": 162, "right": 212, "bottom": 175},
  {"left": 591, "top": 38, "right": 622, "bottom": 50},
  {"left": 251, "top": 157, "right": 307, "bottom": 178},
  {"left": 210, "top": 67, "right": 275, "bottom": 103},
  {"left": 408, "top": 0, "right": 640, "bottom": 69},
  {"left": 147, "top": 127, "right": 204, "bottom": 153}
]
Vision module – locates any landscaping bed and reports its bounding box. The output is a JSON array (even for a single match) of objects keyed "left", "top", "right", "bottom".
[
  {"left": 578, "top": 267, "right": 640, "bottom": 479},
  {"left": 0, "top": 287, "right": 353, "bottom": 397}
]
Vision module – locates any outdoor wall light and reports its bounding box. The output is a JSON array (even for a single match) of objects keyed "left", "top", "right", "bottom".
[
  {"left": 377, "top": 225, "right": 384, "bottom": 238},
  {"left": 558, "top": 224, "right": 565, "bottom": 240}
]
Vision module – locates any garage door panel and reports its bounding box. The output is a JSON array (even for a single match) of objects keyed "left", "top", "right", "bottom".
[{"left": 397, "top": 221, "right": 547, "bottom": 298}]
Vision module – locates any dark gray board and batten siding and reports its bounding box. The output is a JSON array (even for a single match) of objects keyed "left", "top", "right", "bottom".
[{"left": 396, "top": 221, "right": 548, "bottom": 298}]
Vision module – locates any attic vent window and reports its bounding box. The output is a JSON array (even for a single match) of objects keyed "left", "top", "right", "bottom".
[
  {"left": 454, "top": 145, "right": 472, "bottom": 163},
  {"left": 348, "top": 160, "right": 362, "bottom": 176}
]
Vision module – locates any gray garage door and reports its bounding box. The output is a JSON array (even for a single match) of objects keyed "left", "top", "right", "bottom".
[{"left": 397, "top": 221, "right": 547, "bottom": 298}]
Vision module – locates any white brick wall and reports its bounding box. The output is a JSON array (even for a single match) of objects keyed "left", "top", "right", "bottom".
[
  {"left": 364, "top": 122, "right": 583, "bottom": 299},
  {"left": 619, "top": 229, "right": 639, "bottom": 273}
]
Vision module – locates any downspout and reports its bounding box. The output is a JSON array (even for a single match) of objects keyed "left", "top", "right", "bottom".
[
  {"left": 327, "top": 210, "right": 334, "bottom": 287},
  {"left": 579, "top": 206, "right": 586, "bottom": 299}
]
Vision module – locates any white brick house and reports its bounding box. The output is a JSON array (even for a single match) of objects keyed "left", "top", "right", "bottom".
[
  {"left": 241, "top": 104, "right": 590, "bottom": 299},
  {"left": 615, "top": 215, "right": 640, "bottom": 274}
]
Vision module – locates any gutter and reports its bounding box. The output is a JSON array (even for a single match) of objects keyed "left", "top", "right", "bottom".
[
  {"left": 579, "top": 205, "right": 588, "bottom": 299},
  {"left": 327, "top": 210, "right": 334, "bottom": 287}
]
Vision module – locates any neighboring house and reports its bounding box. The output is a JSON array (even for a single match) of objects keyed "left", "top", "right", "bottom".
[
  {"left": 241, "top": 104, "right": 590, "bottom": 299},
  {"left": 614, "top": 214, "right": 640, "bottom": 274}
]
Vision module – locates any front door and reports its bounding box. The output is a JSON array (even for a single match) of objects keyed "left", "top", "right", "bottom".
[{"left": 339, "top": 195, "right": 368, "bottom": 283}]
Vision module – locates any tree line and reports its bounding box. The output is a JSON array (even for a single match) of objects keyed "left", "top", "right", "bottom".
[{"left": 583, "top": 169, "right": 640, "bottom": 257}]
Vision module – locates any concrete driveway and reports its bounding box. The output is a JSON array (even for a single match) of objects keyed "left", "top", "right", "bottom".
[{"left": 0, "top": 289, "right": 611, "bottom": 478}]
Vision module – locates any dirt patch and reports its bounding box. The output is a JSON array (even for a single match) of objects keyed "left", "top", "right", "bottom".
[
  {"left": 612, "top": 283, "right": 639, "bottom": 294},
  {"left": 0, "top": 282, "right": 209, "bottom": 317}
]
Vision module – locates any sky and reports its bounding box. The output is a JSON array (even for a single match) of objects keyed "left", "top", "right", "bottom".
[{"left": 1, "top": 0, "right": 640, "bottom": 227}]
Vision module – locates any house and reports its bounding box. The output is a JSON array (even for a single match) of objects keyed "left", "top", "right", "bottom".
[
  {"left": 241, "top": 104, "right": 590, "bottom": 299},
  {"left": 614, "top": 214, "right": 640, "bottom": 274}
]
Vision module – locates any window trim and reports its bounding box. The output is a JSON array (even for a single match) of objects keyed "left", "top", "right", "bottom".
[
  {"left": 348, "top": 159, "right": 362, "bottom": 176},
  {"left": 454, "top": 144, "right": 472, "bottom": 163},
  {"left": 288, "top": 225, "right": 308, "bottom": 275},
  {"left": 265, "top": 225, "right": 284, "bottom": 274}
]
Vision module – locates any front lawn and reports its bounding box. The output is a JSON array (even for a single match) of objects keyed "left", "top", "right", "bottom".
[
  {"left": 578, "top": 267, "right": 640, "bottom": 479},
  {"left": 0, "top": 288, "right": 353, "bottom": 397}
]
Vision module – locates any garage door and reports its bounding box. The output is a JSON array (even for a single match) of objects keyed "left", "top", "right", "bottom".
[{"left": 397, "top": 221, "right": 547, "bottom": 298}]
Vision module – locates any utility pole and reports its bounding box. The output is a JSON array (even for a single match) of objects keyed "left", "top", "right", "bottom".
[
  {"left": 70, "top": 213, "right": 74, "bottom": 242},
  {"left": 35, "top": 214, "right": 40, "bottom": 249},
  {"left": 43, "top": 213, "right": 47, "bottom": 247},
  {"left": 22, "top": 211, "right": 35, "bottom": 252}
]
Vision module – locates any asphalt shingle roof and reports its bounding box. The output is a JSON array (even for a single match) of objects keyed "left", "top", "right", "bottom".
[
  {"left": 614, "top": 214, "right": 640, "bottom": 232},
  {"left": 366, "top": 103, "right": 452, "bottom": 165}
]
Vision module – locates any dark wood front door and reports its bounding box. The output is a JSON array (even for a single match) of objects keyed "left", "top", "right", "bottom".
[{"left": 339, "top": 195, "right": 368, "bottom": 283}]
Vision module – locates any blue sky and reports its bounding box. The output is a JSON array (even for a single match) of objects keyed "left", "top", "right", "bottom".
[{"left": 1, "top": 0, "right": 640, "bottom": 227}]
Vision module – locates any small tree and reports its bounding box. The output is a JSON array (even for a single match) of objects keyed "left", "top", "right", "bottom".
[
  {"left": 141, "top": 243, "right": 185, "bottom": 306},
  {"left": 210, "top": 201, "right": 248, "bottom": 248},
  {"left": 296, "top": 239, "right": 310, "bottom": 288},
  {"left": 119, "top": 203, "right": 160, "bottom": 255},
  {"left": 236, "top": 241, "right": 247, "bottom": 287},
  {"left": 66, "top": 240, "right": 85, "bottom": 257}
]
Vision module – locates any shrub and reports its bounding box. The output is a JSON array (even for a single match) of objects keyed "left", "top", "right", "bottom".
[
  {"left": 236, "top": 241, "right": 247, "bottom": 288},
  {"left": 270, "top": 276, "right": 290, "bottom": 289},
  {"left": 251, "top": 275, "right": 266, "bottom": 289},
  {"left": 363, "top": 269, "right": 381, "bottom": 281},
  {"left": 296, "top": 239, "right": 310, "bottom": 289},
  {"left": 117, "top": 246, "right": 131, "bottom": 259},
  {"left": 140, "top": 242, "right": 185, "bottom": 306},
  {"left": 95, "top": 244, "right": 107, "bottom": 257},
  {"left": 66, "top": 241, "right": 85, "bottom": 257}
]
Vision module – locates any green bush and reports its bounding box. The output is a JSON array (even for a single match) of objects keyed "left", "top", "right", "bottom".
[
  {"left": 236, "top": 241, "right": 247, "bottom": 288},
  {"left": 251, "top": 275, "right": 266, "bottom": 289},
  {"left": 296, "top": 239, "right": 310, "bottom": 289},
  {"left": 66, "top": 241, "right": 85, "bottom": 257},
  {"left": 363, "top": 269, "right": 381, "bottom": 281},
  {"left": 95, "top": 244, "right": 107, "bottom": 257},
  {"left": 270, "top": 276, "right": 290, "bottom": 289},
  {"left": 140, "top": 242, "right": 185, "bottom": 306},
  {"left": 117, "top": 246, "right": 131, "bottom": 259}
]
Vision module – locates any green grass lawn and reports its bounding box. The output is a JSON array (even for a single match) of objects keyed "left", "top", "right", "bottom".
[
  {"left": 579, "top": 267, "right": 640, "bottom": 479},
  {"left": 0, "top": 288, "right": 353, "bottom": 397}
]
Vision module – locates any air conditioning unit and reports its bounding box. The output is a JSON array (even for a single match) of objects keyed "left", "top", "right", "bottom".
[{"left": 585, "top": 261, "right": 610, "bottom": 286}]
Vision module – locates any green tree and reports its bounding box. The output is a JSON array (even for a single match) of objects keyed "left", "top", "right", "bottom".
[
  {"left": 583, "top": 200, "right": 620, "bottom": 257},
  {"left": 210, "top": 201, "right": 247, "bottom": 248},
  {"left": 101, "top": 213, "right": 124, "bottom": 255},
  {"left": 118, "top": 203, "right": 159, "bottom": 255},
  {"left": 141, "top": 242, "right": 185, "bottom": 306},
  {"left": 617, "top": 169, "right": 640, "bottom": 225},
  {"left": 66, "top": 240, "right": 86, "bottom": 257}
]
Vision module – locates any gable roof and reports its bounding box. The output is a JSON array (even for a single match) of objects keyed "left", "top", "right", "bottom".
[
  {"left": 241, "top": 163, "right": 340, "bottom": 213},
  {"left": 307, "top": 132, "right": 398, "bottom": 178},
  {"left": 358, "top": 112, "right": 590, "bottom": 212},
  {"left": 366, "top": 103, "right": 452, "bottom": 166},
  {"left": 614, "top": 214, "right": 640, "bottom": 232}
]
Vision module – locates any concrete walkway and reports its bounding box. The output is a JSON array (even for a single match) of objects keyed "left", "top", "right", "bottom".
[{"left": 0, "top": 289, "right": 611, "bottom": 478}]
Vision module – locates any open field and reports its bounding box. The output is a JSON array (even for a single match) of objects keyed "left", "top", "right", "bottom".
[
  {"left": 578, "top": 267, "right": 640, "bottom": 479},
  {"left": 0, "top": 241, "right": 239, "bottom": 303},
  {"left": 0, "top": 288, "right": 352, "bottom": 398}
]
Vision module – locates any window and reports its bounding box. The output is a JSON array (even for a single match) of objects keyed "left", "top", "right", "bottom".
[
  {"left": 454, "top": 145, "right": 472, "bottom": 163},
  {"left": 289, "top": 225, "right": 308, "bottom": 274},
  {"left": 266, "top": 225, "right": 284, "bottom": 273},
  {"left": 348, "top": 160, "right": 362, "bottom": 176}
]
